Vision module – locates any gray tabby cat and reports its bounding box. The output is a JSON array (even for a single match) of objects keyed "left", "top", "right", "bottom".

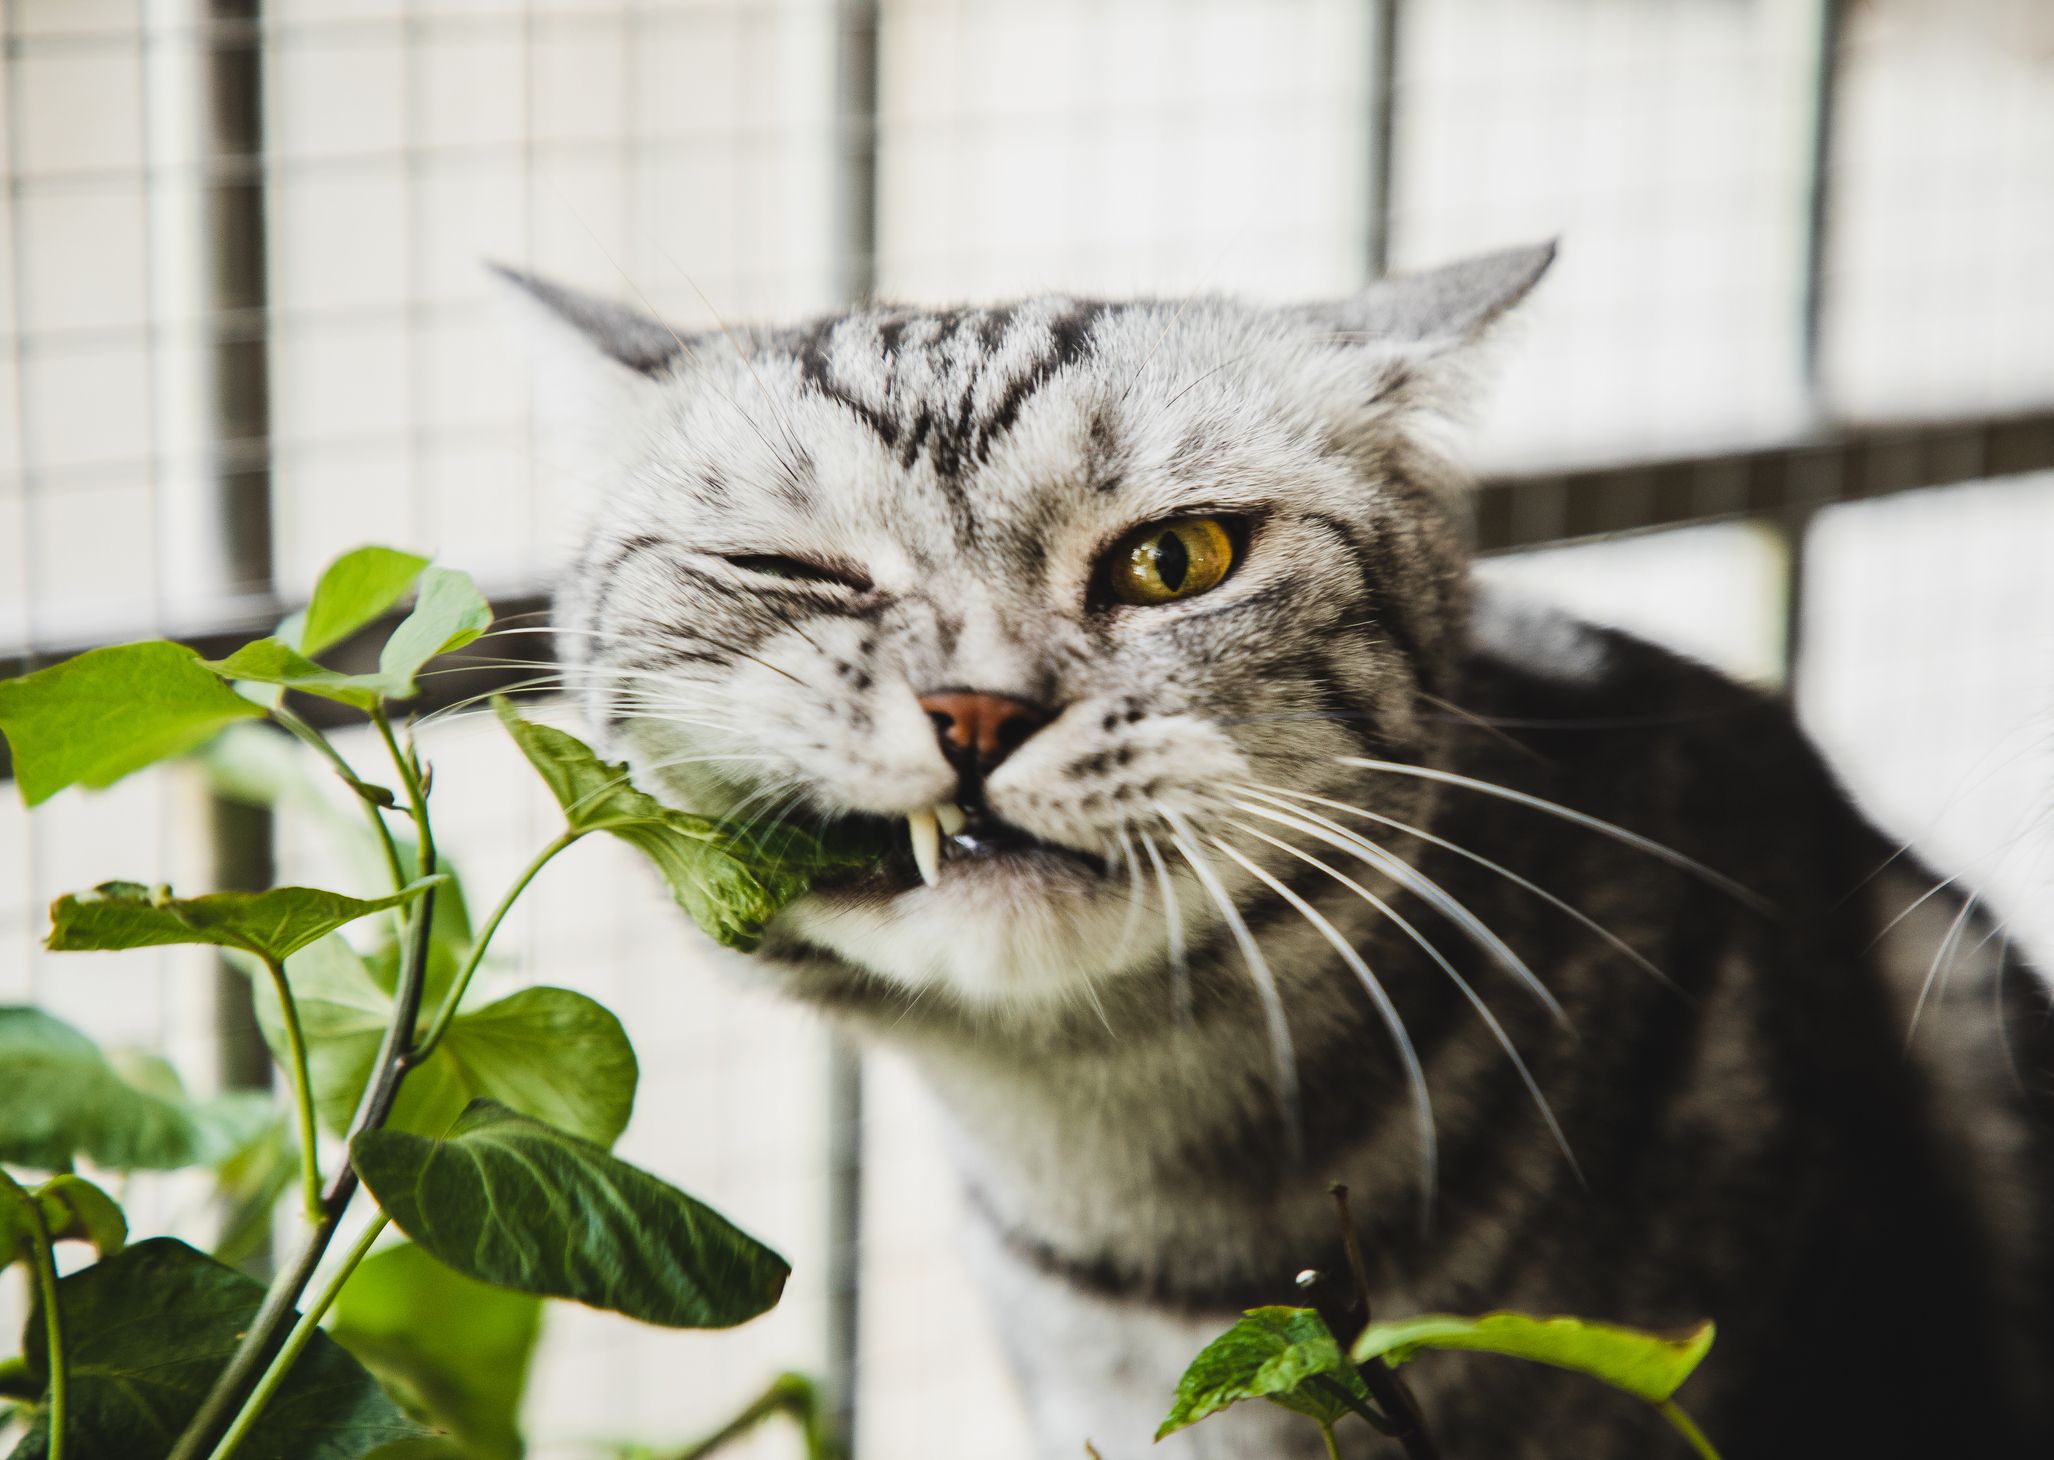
[{"left": 503, "top": 247, "right": 2054, "bottom": 1459}]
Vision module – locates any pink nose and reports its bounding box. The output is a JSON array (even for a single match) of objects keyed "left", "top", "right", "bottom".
[{"left": 917, "top": 690, "right": 1049, "bottom": 775}]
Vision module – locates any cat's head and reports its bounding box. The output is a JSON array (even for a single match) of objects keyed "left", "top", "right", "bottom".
[{"left": 508, "top": 246, "right": 1551, "bottom": 1017}]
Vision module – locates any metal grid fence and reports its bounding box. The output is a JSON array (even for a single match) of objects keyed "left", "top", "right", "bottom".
[{"left": 2, "top": 2, "right": 2050, "bottom": 1457}]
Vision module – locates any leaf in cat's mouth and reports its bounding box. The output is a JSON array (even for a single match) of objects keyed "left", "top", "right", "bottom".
[{"left": 812, "top": 805, "right": 1109, "bottom": 893}]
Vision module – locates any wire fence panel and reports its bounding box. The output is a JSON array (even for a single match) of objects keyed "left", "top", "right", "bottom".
[{"left": 0, "top": 2, "right": 2049, "bottom": 1458}]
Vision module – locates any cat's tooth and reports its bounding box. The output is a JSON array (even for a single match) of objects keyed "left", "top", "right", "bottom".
[
  {"left": 909, "top": 807, "right": 942, "bottom": 888},
  {"left": 935, "top": 801, "right": 967, "bottom": 836}
]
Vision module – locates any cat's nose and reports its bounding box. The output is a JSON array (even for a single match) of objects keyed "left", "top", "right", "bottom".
[{"left": 917, "top": 690, "right": 1050, "bottom": 778}]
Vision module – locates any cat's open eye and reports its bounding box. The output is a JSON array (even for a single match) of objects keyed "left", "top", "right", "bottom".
[
  {"left": 725, "top": 554, "right": 871, "bottom": 591},
  {"left": 1101, "top": 516, "right": 1237, "bottom": 607}
]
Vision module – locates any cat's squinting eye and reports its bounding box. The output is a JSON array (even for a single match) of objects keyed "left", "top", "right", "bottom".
[
  {"left": 725, "top": 554, "right": 870, "bottom": 591},
  {"left": 1102, "top": 516, "right": 1237, "bottom": 607}
]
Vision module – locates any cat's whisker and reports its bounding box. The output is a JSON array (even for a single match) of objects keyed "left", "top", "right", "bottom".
[
  {"left": 1227, "top": 818, "right": 1583, "bottom": 1191},
  {"left": 1107, "top": 822, "right": 1149, "bottom": 970},
  {"left": 1138, "top": 830, "right": 1191, "bottom": 1027},
  {"left": 1906, "top": 889, "right": 1981, "bottom": 1051},
  {"left": 1241, "top": 781, "right": 1681, "bottom": 1000},
  {"left": 1158, "top": 807, "right": 1301, "bottom": 1155},
  {"left": 1334, "top": 755, "right": 1772, "bottom": 911},
  {"left": 1208, "top": 831, "right": 1442, "bottom": 1223},
  {"left": 1232, "top": 790, "right": 1568, "bottom": 1027}
]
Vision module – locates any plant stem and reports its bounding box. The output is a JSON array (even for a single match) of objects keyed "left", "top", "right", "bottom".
[
  {"left": 1327, "top": 1184, "right": 1440, "bottom": 1460},
  {"left": 408, "top": 828, "right": 581, "bottom": 1061},
  {"left": 664, "top": 1372, "right": 842, "bottom": 1460},
  {"left": 204, "top": 1214, "right": 390, "bottom": 1460},
  {"left": 22, "top": 1187, "right": 67, "bottom": 1460},
  {"left": 272, "top": 706, "right": 407, "bottom": 892},
  {"left": 257, "top": 956, "right": 324, "bottom": 1224},
  {"left": 167, "top": 710, "right": 442, "bottom": 1460},
  {"left": 1318, "top": 1420, "right": 1345, "bottom": 1460},
  {"left": 1656, "top": 1401, "right": 1725, "bottom": 1460}
]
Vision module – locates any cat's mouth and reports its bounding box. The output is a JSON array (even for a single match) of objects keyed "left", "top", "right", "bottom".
[{"left": 818, "top": 803, "right": 1109, "bottom": 894}]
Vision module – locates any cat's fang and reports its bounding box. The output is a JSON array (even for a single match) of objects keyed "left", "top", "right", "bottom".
[
  {"left": 935, "top": 802, "right": 967, "bottom": 836},
  {"left": 909, "top": 807, "right": 943, "bottom": 887}
]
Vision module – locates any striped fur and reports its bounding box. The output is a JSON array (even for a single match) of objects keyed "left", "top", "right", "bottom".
[{"left": 512, "top": 248, "right": 2054, "bottom": 1459}]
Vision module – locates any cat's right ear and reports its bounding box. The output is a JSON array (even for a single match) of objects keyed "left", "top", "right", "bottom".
[{"left": 489, "top": 265, "right": 689, "bottom": 426}]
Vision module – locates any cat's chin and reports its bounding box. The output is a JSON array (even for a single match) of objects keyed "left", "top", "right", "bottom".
[{"left": 779, "top": 849, "right": 1150, "bottom": 1010}]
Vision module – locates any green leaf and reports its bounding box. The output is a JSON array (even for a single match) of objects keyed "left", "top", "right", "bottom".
[
  {"left": 31, "top": 1175, "right": 126, "bottom": 1257},
  {"left": 247, "top": 936, "right": 638, "bottom": 1147},
  {"left": 210, "top": 1117, "right": 297, "bottom": 1273},
  {"left": 352, "top": 1099, "right": 788, "bottom": 1328},
  {"left": 493, "top": 698, "right": 873, "bottom": 951},
  {"left": 45, "top": 876, "right": 442, "bottom": 964},
  {"left": 331, "top": 1240, "right": 542, "bottom": 1460},
  {"left": 1157, "top": 1306, "right": 1375, "bottom": 1440},
  {"left": 7, "top": 1237, "right": 427, "bottom": 1460},
  {"left": 376, "top": 566, "right": 492, "bottom": 687},
  {"left": 0, "top": 1006, "right": 270, "bottom": 1171},
  {"left": 207, "top": 567, "right": 490, "bottom": 712},
  {"left": 298, "top": 547, "right": 431, "bottom": 657},
  {"left": 0, "top": 641, "right": 267, "bottom": 806},
  {"left": 1350, "top": 1311, "right": 1716, "bottom": 1405}
]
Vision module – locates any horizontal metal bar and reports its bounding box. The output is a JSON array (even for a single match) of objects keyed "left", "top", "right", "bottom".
[
  {"left": 1472, "top": 407, "right": 2054, "bottom": 552},
  {"left": 6, "top": 406, "right": 2054, "bottom": 781}
]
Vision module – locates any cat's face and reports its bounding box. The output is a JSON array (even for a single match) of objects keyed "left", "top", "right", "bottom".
[{"left": 516, "top": 248, "right": 1549, "bottom": 1015}]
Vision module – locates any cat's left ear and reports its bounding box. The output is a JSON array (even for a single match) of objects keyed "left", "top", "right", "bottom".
[
  {"left": 1292, "top": 241, "right": 1556, "bottom": 349},
  {"left": 490, "top": 264, "right": 695, "bottom": 439}
]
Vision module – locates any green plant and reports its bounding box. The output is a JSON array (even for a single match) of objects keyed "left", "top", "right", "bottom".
[
  {"left": 1157, "top": 1186, "right": 1723, "bottom": 1459},
  {"left": 0, "top": 546, "right": 864, "bottom": 1460}
]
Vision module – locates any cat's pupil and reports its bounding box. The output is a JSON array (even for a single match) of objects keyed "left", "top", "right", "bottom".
[{"left": 1154, "top": 531, "right": 1189, "bottom": 592}]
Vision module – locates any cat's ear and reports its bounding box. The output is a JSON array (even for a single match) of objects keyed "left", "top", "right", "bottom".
[
  {"left": 489, "top": 264, "right": 686, "bottom": 376},
  {"left": 1294, "top": 241, "right": 1556, "bottom": 347}
]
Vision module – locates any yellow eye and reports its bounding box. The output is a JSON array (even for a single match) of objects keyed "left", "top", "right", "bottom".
[{"left": 1106, "top": 516, "right": 1236, "bottom": 606}]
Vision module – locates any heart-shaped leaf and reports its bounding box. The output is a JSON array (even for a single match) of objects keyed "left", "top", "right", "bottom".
[
  {"left": 1158, "top": 1306, "right": 1376, "bottom": 1439},
  {"left": 211, "top": 568, "right": 491, "bottom": 712},
  {"left": 6, "top": 1237, "right": 427, "bottom": 1460},
  {"left": 352, "top": 1100, "right": 787, "bottom": 1328},
  {"left": 46, "top": 877, "right": 442, "bottom": 964},
  {"left": 296, "top": 547, "right": 431, "bottom": 657},
  {"left": 1349, "top": 1311, "right": 1715, "bottom": 1405},
  {"left": 331, "top": 1240, "right": 543, "bottom": 1460},
  {"left": 0, "top": 1007, "right": 270, "bottom": 1171},
  {"left": 0, "top": 641, "right": 267, "bottom": 806},
  {"left": 493, "top": 698, "right": 873, "bottom": 950},
  {"left": 247, "top": 936, "right": 637, "bottom": 1147}
]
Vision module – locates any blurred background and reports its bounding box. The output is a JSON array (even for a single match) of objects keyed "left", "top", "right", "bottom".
[{"left": 0, "top": 0, "right": 2050, "bottom": 1455}]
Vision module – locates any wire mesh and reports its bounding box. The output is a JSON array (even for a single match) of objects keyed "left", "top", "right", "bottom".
[{"left": 0, "top": 2, "right": 2050, "bottom": 1457}]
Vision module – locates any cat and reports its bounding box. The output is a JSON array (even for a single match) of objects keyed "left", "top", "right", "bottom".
[{"left": 503, "top": 246, "right": 2054, "bottom": 1459}]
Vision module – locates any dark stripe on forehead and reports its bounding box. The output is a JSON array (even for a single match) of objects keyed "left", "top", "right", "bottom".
[{"left": 971, "top": 301, "right": 1105, "bottom": 465}]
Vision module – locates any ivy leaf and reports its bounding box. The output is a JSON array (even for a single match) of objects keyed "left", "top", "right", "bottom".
[
  {"left": 1157, "top": 1306, "right": 1375, "bottom": 1439},
  {"left": 331, "top": 1240, "right": 542, "bottom": 1460},
  {"left": 6, "top": 1237, "right": 427, "bottom": 1460},
  {"left": 45, "top": 876, "right": 443, "bottom": 964},
  {"left": 0, "top": 1006, "right": 270, "bottom": 1171},
  {"left": 352, "top": 1099, "right": 788, "bottom": 1328},
  {"left": 245, "top": 935, "right": 638, "bottom": 1147},
  {"left": 1350, "top": 1311, "right": 1716, "bottom": 1404},
  {"left": 31, "top": 1175, "right": 127, "bottom": 1257},
  {"left": 210, "top": 567, "right": 492, "bottom": 713},
  {"left": 0, "top": 641, "right": 267, "bottom": 806},
  {"left": 493, "top": 698, "right": 874, "bottom": 951},
  {"left": 297, "top": 546, "right": 431, "bottom": 657}
]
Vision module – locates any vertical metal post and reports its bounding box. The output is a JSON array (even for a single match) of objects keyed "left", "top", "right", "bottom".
[
  {"left": 1786, "top": 0, "right": 1846, "bottom": 694},
  {"left": 826, "top": 3, "right": 881, "bottom": 1453},
  {"left": 1365, "top": 0, "right": 1402, "bottom": 278},
  {"left": 202, "top": 0, "right": 274, "bottom": 598},
  {"left": 199, "top": 0, "right": 279, "bottom": 1253},
  {"left": 1799, "top": 0, "right": 1845, "bottom": 395}
]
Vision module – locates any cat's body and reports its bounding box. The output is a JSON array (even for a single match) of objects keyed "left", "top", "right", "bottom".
[{"left": 509, "top": 248, "right": 2054, "bottom": 1458}]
